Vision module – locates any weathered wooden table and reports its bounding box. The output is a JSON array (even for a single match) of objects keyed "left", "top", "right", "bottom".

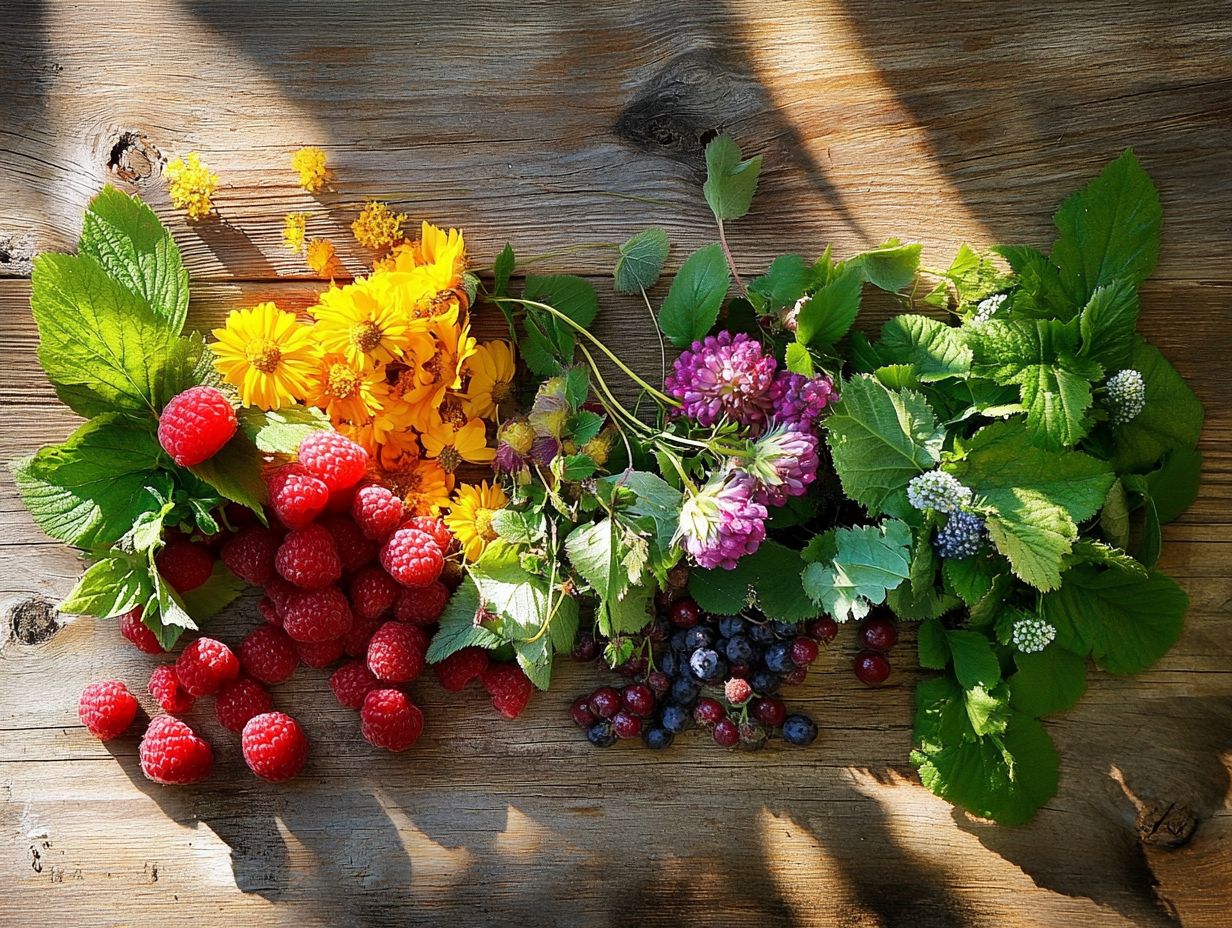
[{"left": 2, "top": 3, "right": 1230, "bottom": 925}]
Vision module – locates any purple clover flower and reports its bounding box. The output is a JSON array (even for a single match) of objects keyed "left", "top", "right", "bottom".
[
  {"left": 768, "top": 371, "right": 837, "bottom": 431},
  {"left": 675, "top": 471, "right": 768, "bottom": 570},
  {"left": 664, "top": 331, "right": 777, "bottom": 430},
  {"left": 741, "top": 425, "right": 820, "bottom": 507}
]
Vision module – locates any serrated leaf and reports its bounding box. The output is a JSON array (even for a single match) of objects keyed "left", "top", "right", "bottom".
[
  {"left": 1010, "top": 647, "right": 1087, "bottom": 717},
  {"left": 1077, "top": 279, "right": 1138, "bottom": 371},
  {"left": 844, "top": 240, "right": 922, "bottom": 292},
  {"left": 942, "top": 555, "right": 999, "bottom": 606},
  {"left": 795, "top": 266, "right": 863, "bottom": 347},
  {"left": 801, "top": 520, "right": 912, "bottom": 622},
  {"left": 490, "top": 508, "right": 546, "bottom": 545},
  {"left": 689, "top": 541, "right": 815, "bottom": 621},
  {"left": 785, "top": 342, "right": 814, "bottom": 376},
  {"left": 749, "top": 254, "right": 808, "bottom": 310},
  {"left": 523, "top": 274, "right": 599, "bottom": 368},
  {"left": 59, "top": 555, "right": 153, "bottom": 618},
  {"left": 190, "top": 430, "right": 268, "bottom": 515},
  {"left": 1100, "top": 479, "right": 1131, "bottom": 548},
  {"left": 513, "top": 635, "right": 554, "bottom": 691},
  {"left": 426, "top": 577, "right": 502, "bottom": 662},
  {"left": 1110, "top": 339, "right": 1203, "bottom": 473},
  {"left": 874, "top": 314, "right": 972, "bottom": 382},
  {"left": 702, "top": 134, "right": 762, "bottom": 221},
  {"left": 238, "top": 405, "right": 330, "bottom": 454},
  {"left": 614, "top": 228, "right": 669, "bottom": 294},
  {"left": 659, "top": 243, "right": 730, "bottom": 348},
  {"left": 548, "top": 595, "right": 581, "bottom": 654}
]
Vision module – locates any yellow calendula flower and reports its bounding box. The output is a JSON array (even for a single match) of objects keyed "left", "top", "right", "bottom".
[
  {"left": 463, "top": 340, "right": 516, "bottom": 420},
  {"left": 211, "top": 302, "right": 316, "bottom": 410},
  {"left": 352, "top": 201, "right": 407, "bottom": 250},
  {"left": 421, "top": 417, "right": 494, "bottom": 473},
  {"left": 165, "top": 152, "right": 218, "bottom": 220},
  {"left": 305, "top": 239, "right": 336, "bottom": 277},
  {"left": 283, "top": 212, "right": 308, "bottom": 255},
  {"left": 445, "top": 481, "right": 509, "bottom": 561},
  {"left": 382, "top": 458, "right": 454, "bottom": 518},
  {"left": 310, "top": 276, "right": 423, "bottom": 370},
  {"left": 291, "top": 146, "right": 328, "bottom": 193},
  {"left": 304, "top": 352, "right": 385, "bottom": 424}
]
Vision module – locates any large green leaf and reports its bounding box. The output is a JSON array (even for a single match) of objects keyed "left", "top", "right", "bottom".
[
  {"left": 426, "top": 578, "right": 502, "bottom": 662},
  {"left": 795, "top": 266, "right": 863, "bottom": 347},
  {"left": 702, "top": 134, "right": 762, "bottom": 221},
  {"left": 1110, "top": 339, "right": 1203, "bottom": 473},
  {"left": 659, "top": 243, "right": 730, "bottom": 347},
  {"left": 1077, "top": 279, "right": 1138, "bottom": 371},
  {"left": 689, "top": 541, "right": 816, "bottom": 621},
  {"left": 844, "top": 239, "right": 922, "bottom": 292},
  {"left": 1009, "top": 647, "right": 1087, "bottom": 717},
  {"left": 58, "top": 554, "right": 153, "bottom": 618},
  {"left": 801, "top": 520, "right": 913, "bottom": 622},
  {"left": 869, "top": 314, "right": 972, "bottom": 382}
]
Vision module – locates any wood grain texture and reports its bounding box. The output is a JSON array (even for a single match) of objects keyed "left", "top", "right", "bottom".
[{"left": 2, "top": 1, "right": 1231, "bottom": 926}]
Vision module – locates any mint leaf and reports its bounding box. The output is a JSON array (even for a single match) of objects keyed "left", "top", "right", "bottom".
[
  {"left": 79, "top": 185, "right": 189, "bottom": 332},
  {"left": 869, "top": 314, "right": 972, "bottom": 382},
  {"left": 702, "top": 134, "right": 762, "bottom": 221},
  {"left": 659, "top": 243, "right": 730, "bottom": 347},
  {"left": 1110, "top": 339, "right": 1203, "bottom": 473},
  {"left": 11, "top": 415, "right": 169, "bottom": 550},
  {"left": 1010, "top": 647, "right": 1087, "bottom": 717},
  {"left": 689, "top": 541, "right": 815, "bottom": 621},
  {"left": 1051, "top": 149, "right": 1161, "bottom": 305},
  {"left": 59, "top": 554, "right": 152, "bottom": 618},
  {"left": 614, "top": 228, "right": 669, "bottom": 294},
  {"left": 238, "top": 405, "right": 329, "bottom": 454},
  {"left": 1041, "top": 565, "right": 1186, "bottom": 674},
  {"left": 795, "top": 266, "right": 863, "bottom": 347},
  {"left": 824, "top": 375, "right": 944, "bottom": 518},
  {"left": 844, "top": 240, "right": 922, "bottom": 292},
  {"left": 1077, "top": 279, "right": 1138, "bottom": 371},
  {"left": 802, "top": 520, "right": 912, "bottom": 622},
  {"left": 426, "top": 577, "right": 501, "bottom": 662}
]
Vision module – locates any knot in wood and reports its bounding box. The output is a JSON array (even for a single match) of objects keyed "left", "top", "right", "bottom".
[
  {"left": 1136, "top": 799, "right": 1198, "bottom": 848},
  {"left": 9, "top": 597, "right": 60, "bottom": 646},
  {"left": 0, "top": 232, "right": 35, "bottom": 278},
  {"left": 107, "top": 131, "right": 161, "bottom": 183}
]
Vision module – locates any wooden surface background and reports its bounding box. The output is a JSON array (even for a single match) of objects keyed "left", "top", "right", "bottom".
[{"left": 2, "top": 2, "right": 1231, "bottom": 926}]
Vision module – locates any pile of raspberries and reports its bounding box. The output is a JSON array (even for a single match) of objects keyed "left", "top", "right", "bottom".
[{"left": 79, "top": 406, "right": 534, "bottom": 786}]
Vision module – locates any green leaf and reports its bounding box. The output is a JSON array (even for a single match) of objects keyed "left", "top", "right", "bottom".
[
  {"left": 1100, "top": 479, "right": 1131, "bottom": 548},
  {"left": 79, "top": 185, "right": 189, "bottom": 332},
  {"left": 942, "top": 555, "right": 999, "bottom": 607},
  {"left": 874, "top": 314, "right": 972, "bottom": 382},
  {"left": 10, "top": 415, "right": 169, "bottom": 550},
  {"left": 614, "top": 228, "right": 670, "bottom": 294},
  {"left": 147, "top": 570, "right": 199, "bottom": 650},
  {"left": 1051, "top": 149, "right": 1161, "bottom": 305},
  {"left": 178, "top": 562, "right": 244, "bottom": 622},
  {"left": 493, "top": 243, "right": 515, "bottom": 299},
  {"left": 426, "top": 577, "right": 502, "bottom": 662},
  {"left": 1077, "top": 279, "right": 1138, "bottom": 371},
  {"left": 523, "top": 274, "right": 599, "bottom": 367},
  {"left": 844, "top": 240, "right": 922, "bottom": 292},
  {"left": 600, "top": 585, "right": 653, "bottom": 637},
  {"left": 59, "top": 555, "right": 152, "bottom": 618},
  {"left": 946, "top": 630, "right": 1001, "bottom": 689},
  {"left": 31, "top": 252, "right": 184, "bottom": 417},
  {"left": 513, "top": 636, "right": 554, "bottom": 690},
  {"left": 963, "top": 683, "right": 1012, "bottom": 738},
  {"left": 795, "top": 266, "right": 863, "bottom": 347},
  {"left": 689, "top": 541, "right": 816, "bottom": 621},
  {"left": 749, "top": 254, "right": 808, "bottom": 310},
  {"left": 994, "top": 244, "right": 1078, "bottom": 321},
  {"left": 1110, "top": 339, "right": 1203, "bottom": 473},
  {"left": 659, "top": 243, "right": 730, "bottom": 348},
  {"left": 238, "top": 405, "right": 330, "bottom": 454},
  {"left": 1146, "top": 447, "right": 1202, "bottom": 524},
  {"left": 1010, "top": 647, "right": 1087, "bottom": 717},
  {"left": 190, "top": 430, "right": 269, "bottom": 515},
  {"left": 801, "top": 520, "right": 912, "bottom": 622},
  {"left": 702, "top": 134, "right": 762, "bottom": 221},
  {"left": 1041, "top": 565, "right": 1187, "bottom": 674},
  {"left": 566, "top": 518, "right": 629, "bottom": 600},
  {"left": 548, "top": 595, "right": 581, "bottom": 654},
  {"left": 490, "top": 509, "right": 546, "bottom": 546},
  {"left": 785, "top": 342, "right": 814, "bottom": 376},
  {"left": 918, "top": 618, "right": 950, "bottom": 669},
  {"left": 824, "top": 375, "right": 945, "bottom": 518}
]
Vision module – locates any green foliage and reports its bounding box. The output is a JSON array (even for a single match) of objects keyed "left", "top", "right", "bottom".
[
  {"left": 1109, "top": 339, "right": 1203, "bottom": 473},
  {"left": 426, "top": 578, "right": 503, "bottom": 663},
  {"left": 1009, "top": 647, "right": 1087, "bottom": 717},
  {"left": 520, "top": 275, "right": 599, "bottom": 374},
  {"left": 801, "top": 520, "right": 913, "bottom": 622},
  {"left": 659, "top": 243, "right": 730, "bottom": 347},
  {"left": 703, "top": 134, "right": 762, "bottom": 221},
  {"left": 614, "top": 228, "right": 669, "bottom": 294},
  {"left": 856, "top": 314, "right": 972, "bottom": 383},
  {"left": 689, "top": 541, "right": 815, "bottom": 621},
  {"left": 238, "top": 404, "right": 330, "bottom": 454},
  {"left": 844, "top": 240, "right": 922, "bottom": 292},
  {"left": 794, "top": 266, "right": 863, "bottom": 347}
]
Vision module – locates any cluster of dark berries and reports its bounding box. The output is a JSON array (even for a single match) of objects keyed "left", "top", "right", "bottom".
[
  {"left": 570, "top": 597, "right": 837, "bottom": 751},
  {"left": 853, "top": 611, "right": 898, "bottom": 685}
]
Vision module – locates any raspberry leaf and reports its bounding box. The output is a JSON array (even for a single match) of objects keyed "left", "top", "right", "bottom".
[
  {"left": 1009, "top": 647, "right": 1087, "bottom": 717},
  {"left": 58, "top": 554, "right": 152, "bottom": 618},
  {"left": 1077, "top": 279, "right": 1139, "bottom": 372},
  {"left": 189, "top": 431, "right": 268, "bottom": 519},
  {"left": 794, "top": 265, "right": 863, "bottom": 347},
  {"left": 689, "top": 541, "right": 814, "bottom": 621},
  {"left": 238, "top": 405, "right": 330, "bottom": 454},
  {"left": 843, "top": 239, "right": 923, "bottom": 293},
  {"left": 659, "top": 243, "right": 730, "bottom": 348},
  {"left": 702, "top": 134, "right": 762, "bottom": 222},
  {"left": 748, "top": 254, "right": 808, "bottom": 311},
  {"left": 858, "top": 314, "right": 972, "bottom": 383},
  {"left": 426, "top": 578, "right": 502, "bottom": 663},
  {"left": 613, "top": 228, "right": 669, "bottom": 294},
  {"left": 1109, "top": 339, "right": 1203, "bottom": 473},
  {"left": 177, "top": 561, "right": 245, "bottom": 624},
  {"left": 801, "top": 520, "right": 913, "bottom": 622}
]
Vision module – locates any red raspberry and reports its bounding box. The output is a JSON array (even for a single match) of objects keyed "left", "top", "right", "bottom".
[
  {"left": 342, "top": 612, "right": 383, "bottom": 658},
  {"left": 320, "top": 514, "right": 377, "bottom": 572},
  {"left": 242, "top": 712, "right": 308, "bottom": 782},
  {"left": 360, "top": 688, "right": 424, "bottom": 752},
  {"left": 294, "top": 636, "right": 345, "bottom": 668},
  {"left": 275, "top": 524, "right": 342, "bottom": 590},
  {"left": 325, "top": 482, "right": 359, "bottom": 515},
  {"left": 267, "top": 463, "right": 329, "bottom": 529},
  {"left": 139, "top": 716, "right": 213, "bottom": 784},
  {"left": 239, "top": 625, "right": 298, "bottom": 685},
  {"left": 118, "top": 606, "right": 164, "bottom": 654},
  {"left": 282, "top": 586, "right": 352, "bottom": 643},
  {"left": 404, "top": 516, "right": 453, "bottom": 555},
  {"left": 215, "top": 676, "right": 273, "bottom": 733},
  {"left": 148, "top": 665, "right": 195, "bottom": 714},
  {"left": 297, "top": 430, "right": 368, "bottom": 492},
  {"left": 393, "top": 581, "right": 450, "bottom": 625},
  {"left": 176, "top": 637, "right": 239, "bottom": 696},
  {"left": 351, "top": 484, "right": 404, "bottom": 541},
  {"left": 155, "top": 540, "right": 214, "bottom": 594},
  {"left": 78, "top": 680, "right": 139, "bottom": 740},
  {"left": 330, "top": 659, "right": 379, "bottom": 709},
  {"left": 380, "top": 528, "right": 443, "bottom": 588},
  {"left": 433, "top": 646, "right": 490, "bottom": 692},
  {"left": 349, "top": 566, "right": 399, "bottom": 620},
  {"left": 157, "top": 386, "right": 237, "bottom": 467},
  {"left": 724, "top": 677, "right": 752, "bottom": 705},
  {"left": 221, "top": 526, "right": 280, "bottom": 586},
  {"left": 258, "top": 595, "right": 282, "bottom": 626},
  {"left": 481, "top": 663, "right": 534, "bottom": 719},
  {"left": 366, "top": 621, "right": 428, "bottom": 682},
  {"left": 264, "top": 576, "right": 296, "bottom": 615}
]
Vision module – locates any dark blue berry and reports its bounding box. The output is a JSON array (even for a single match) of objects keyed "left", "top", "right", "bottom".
[
  {"left": 782, "top": 714, "right": 818, "bottom": 746},
  {"left": 586, "top": 721, "right": 618, "bottom": 747},
  {"left": 718, "top": 616, "right": 745, "bottom": 638},
  {"left": 659, "top": 650, "right": 678, "bottom": 676},
  {"left": 670, "top": 676, "right": 700, "bottom": 706},
  {"left": 670, "top": 629, "right": 691, "bottom": 652},
  {"left": 660, "top": 704, "right": 691, "bottom": 734},
  {"left": 764, "top": 643, "right": 794, "bottom": 674},
  {"left": 934, "top": 511, "right": 986, "bottom": 559},
  {"left": 642, "top": 726, "right": 674, "bottom": 750},
  {"left": 751, "top": 669, "right": 781, "bottom": 694},
  {"left": 772, "top": 620, "right": 801, "bottom": 640},
  {"left": 749, "top": 622, "right": 777, "bottom": 645},
  {"left": 684, "top": 627, "right": 712, "bottom": 650},
  {"left": 689, "top": 648, "right": 724, "bottom": 682},
  {"left": 725, "top": 635, "right": 754, "bottom": 664}
]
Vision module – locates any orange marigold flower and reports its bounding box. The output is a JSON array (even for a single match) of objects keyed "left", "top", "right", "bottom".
[
  {"left": 283, "top": 212, "right": 308, "bottom": 255},
  {"left": 380, "top": 459, "right": 454, "bottom": 518},
  {"left": 165, "top": 151, "right": 217, "bottom": 220},
  {"left": 304, "top": 352, "right": 385, "bottom": 424},
  {"left": 291, "top": 146, "right": 328, "bottom": 194},
  {"left": 352, "top": 201, "right": 407, "bottom": 250},
  {"left": 306, "top": 239, "right": 337, "bottom": 277}
]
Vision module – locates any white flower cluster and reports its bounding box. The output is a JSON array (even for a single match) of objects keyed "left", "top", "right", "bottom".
[
  {"left": 907, "top": 470, "right": 973, "bottom": 513},
  {"left": 1011, "top": 617, "right": 1057, "bottom": 654},
  {"left": 971, "top": 293, "right": 1007, "bottom": 325},
  {"left": 1105, "top": 369, "right": 1146, "bottom": 425}
]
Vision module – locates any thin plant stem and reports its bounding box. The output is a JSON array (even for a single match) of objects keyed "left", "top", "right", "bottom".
[{"left": 717, "top": 219, "right": 747, "bottom": 298}]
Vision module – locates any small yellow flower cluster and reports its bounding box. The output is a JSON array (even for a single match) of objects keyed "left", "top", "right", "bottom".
[
  {"left": 282, "top": 213, "right": 308, "bottom": 255},
  {"left": 305, "top": 239, "right": 337, "bottom": 277},
  {"left": 352, "top": 201, "right": 408, "bottom": 250},
  {"left": 291, "top": 146, "right": 329, "bottom": 194},
  {"left": 164, "top": 152, "right": 218, "bottom": 220}
]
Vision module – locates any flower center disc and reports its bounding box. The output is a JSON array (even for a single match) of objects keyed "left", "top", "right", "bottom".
[
  {"left": 245, "top": 339, "right": 283, "bottom": 373},
  {"left": 350, "top": 320, "right": 384, "bottom": 353},
  {"left": 327, "top": 364, "right": 360, "bottom": 399}
]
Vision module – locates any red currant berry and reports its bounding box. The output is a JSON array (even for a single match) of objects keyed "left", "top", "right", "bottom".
[
  {"left": 612, "top": 710, "right": 643, "bottom": 739},
  {"left": 751, "top": 696, "right": 787, "bottom": 728},
  {"left": 854, "top": 650, "right": 891, "bottom": 685},
  {"left": 712, "top": 717, "right": 740, "bottom": 747},
  {"left": 621, "top": 683, "right": 655, "bottom": 718},
  {"left": 728, "top": 662, "right": 751, "bottom": 679},
  {"left": 616, "top": 655, "right": 648, "bottom": 678},
  {"left": 784, "top": 666, "right": 808, "bottom": 686},
  {"left": 570, "top": 696, "right": 597, "bottom": 728},
  {"left": 789, "top": 637, "right": 820, "bottom": 667},
  {"left": 647, "top": 670, "right": 671, "bottom": 698},
  {"left": 589, "top": 687, "right": 621, "bottom": 719},
  {"left": 859, "top": 616, "right": 898, "bottom": 652},
  {"left": 571, "top": 634, "right": 599, "bottom": 662},
  {"left": 669, "top": 598, "right": 700, "bottom": 629},
  {"left": 692, "top": 697, "right": 726, "bottom": 729},
  {"left": 807, "top": 616, "right": 838, "bottom": 643}
]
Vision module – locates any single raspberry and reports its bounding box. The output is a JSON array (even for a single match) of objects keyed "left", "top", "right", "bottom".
[
  {"left": 297, "top": 431, "right": 368, "bottom": 492},
  {"left": 349, "top": 566, "right": 399, "bottom": 620},
  {"left": 221, "top": 526, "right": 280, "bottom": 586},
  {"left": 481, "top": 663, "right": 534, "bottom": 720},
  {"left": 176, "top": 637, "right": 239, "bottom": 697},
  {"left": 342, "top": 612, "right": 383, "bottom": 658},
  {"left": 216, "top": 676, "right": 273, "bottom": 733},
  {"left": 351, "top": 484, "right": 404, "bottom": 541},
  {"left": 239, "top": 625, "right": 298, "bottom": 685},
  {"left": 139, "top": 716, "right": 213, "bottom": 785},
  {"left": 380, "top": 527, "right": 444, "bottom": 588},
  {"left": 155, "top": 540, "right": 214, "bottom": 594},
  {"left": 157, "top": 386, "right": 237, "bottom": 467},
  {"left": 724, "top": 677, "right": 753, "bottom": 705},
  {"left": 433, "top": 646, "right": 490, "bottom": 692},
  {"left": 258, "top": 595, "right": 282, "bottom": 626},
  {"left": 275, "top": 523, "right": 342, "bottom": 590},
  {"left": 360, "top": 688, "right": 424, "bottom": 752},
  {"left": 366, "top": 621, "right": 428, "bottom": 682},
  {"left": 78, "top": 680, "right": 139, "bottom": 740},
  {"left": 282, "top": 586, "right": 353, "bottom": 643},
  {"left": 320, "top": 514, "right": 377, "bottom": 572},
  {"left": 294, "top": 636, "right": 345, "bottom": 668},
  {"left": 241, "top": 712, "right": 308, "bottom": 782},
  {"left": 403, "top": 516, "right": 453, "bottom": 555},
  {"left": 267, "top": 463, "right": 329, "bottom": 529},
  {"left": 148, "top": 665, "right": 195, "bottom": 714},
  {"left": 393, "top": 581, "right": 450, "bottom": 625},
  {"left": 330, "top": 659, "right": 379, "bottom": 709},
  {"left": 118, "top": 606, "right": 164, "bottom": 654}
]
